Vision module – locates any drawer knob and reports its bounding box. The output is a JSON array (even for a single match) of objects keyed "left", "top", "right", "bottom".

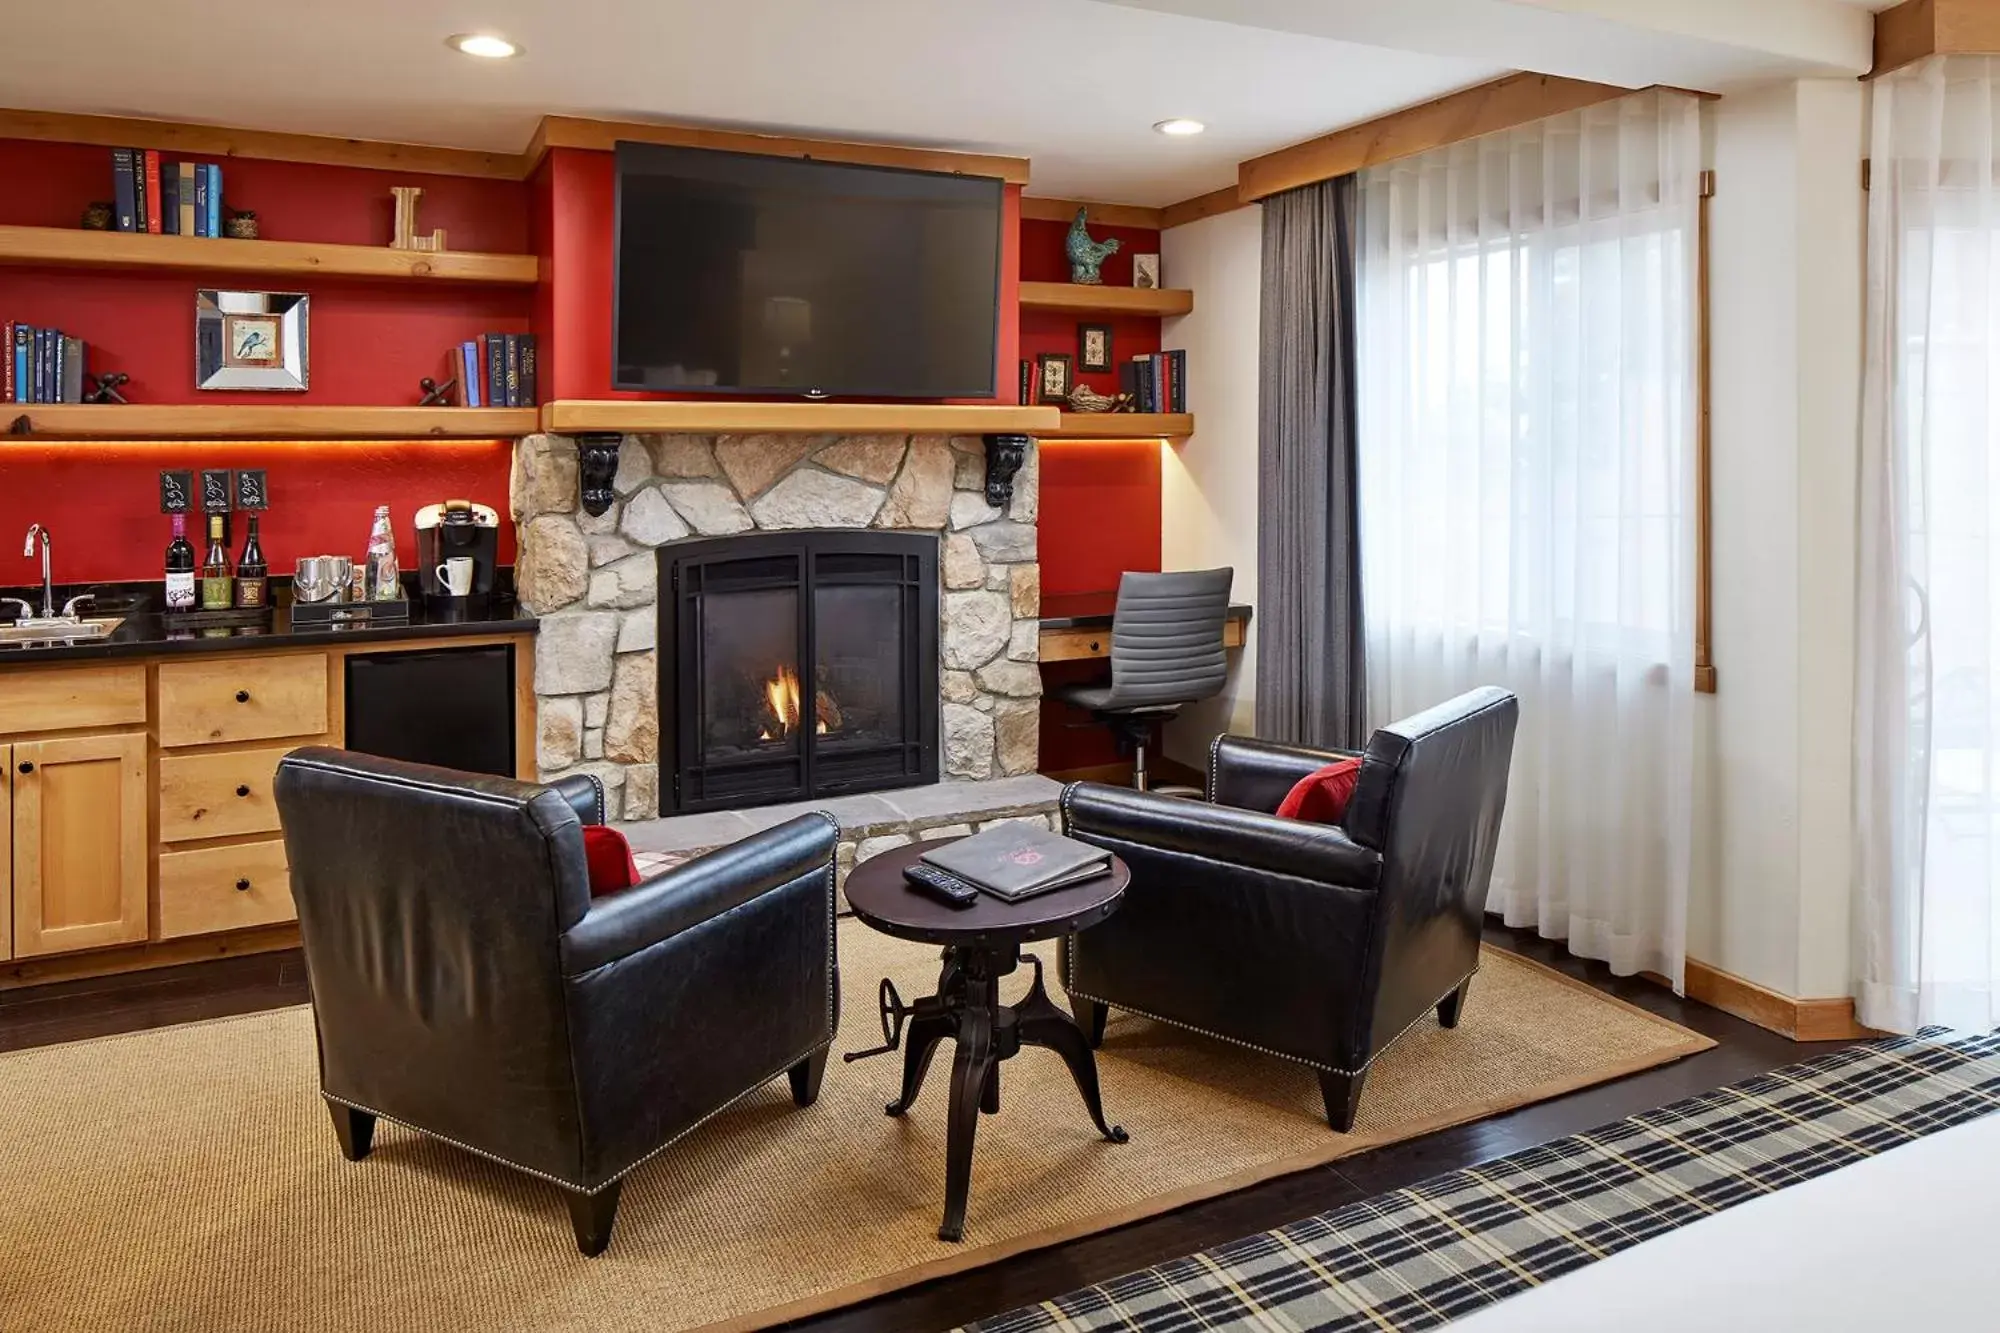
[
  {"left": 236, "top": 784, "right": 251, "bottom": 797},
  {"left": 1089, "top": 640, "right": 1101, "bottom": 652},
  {"left": 16, "top": 761, "right": 32, "bottom": 774},
  {"left": 235, "top": 690, "right": 251, "bottom": 703},
  {"left": 235, "top": 878, "right": 251, "bottom": 892}
]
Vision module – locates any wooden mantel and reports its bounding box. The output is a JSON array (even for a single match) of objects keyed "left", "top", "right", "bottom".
[{"left": 538, "top": 401, "right": 1060, "bottom": 436}]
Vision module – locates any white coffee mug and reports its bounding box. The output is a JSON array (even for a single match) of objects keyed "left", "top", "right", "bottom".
[{"left": 435, "top": 556, "right": 476, "bottom": 596}]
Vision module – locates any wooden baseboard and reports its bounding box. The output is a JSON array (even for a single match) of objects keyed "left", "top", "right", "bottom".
[
  {"left": 1671, "top": 958, "right": 1880, "bottom": 1042},
  {"left": 0, "top": 924, "right": 300, "bottom": 991}
]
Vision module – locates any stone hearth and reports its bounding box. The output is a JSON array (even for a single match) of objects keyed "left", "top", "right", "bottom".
[{"left": 511, "top": 431, "right": 1041, "bottom": 821}]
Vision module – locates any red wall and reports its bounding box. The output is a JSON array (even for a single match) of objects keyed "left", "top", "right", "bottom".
[{"left": 0, "top": 439, "right": 515, "bottom": 586}]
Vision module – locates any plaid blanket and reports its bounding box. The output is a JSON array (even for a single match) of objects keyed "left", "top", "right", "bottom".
[{"left": 970, "top": 1029, "right": 2000, "bottom": 1332}]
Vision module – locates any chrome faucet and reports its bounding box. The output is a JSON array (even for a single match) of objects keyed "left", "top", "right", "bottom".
[{"left": 23, "top": 524, "right": 52, "bottom": 619}]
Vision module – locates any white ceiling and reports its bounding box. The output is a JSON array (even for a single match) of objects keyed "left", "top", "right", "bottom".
[{"left": 0, "top": 0, "right": 1890, "bottom": 206}]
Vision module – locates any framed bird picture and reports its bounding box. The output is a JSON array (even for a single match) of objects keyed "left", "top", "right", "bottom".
[
  {"left": 197, "top": 289, "right": 310, "bottom": 391},
  {"left": 1036, "top": 353, "right": 1073, "bottom": 404},
  {"left": 1078, "top": 324, "right": 1113, "bottom": 372}
]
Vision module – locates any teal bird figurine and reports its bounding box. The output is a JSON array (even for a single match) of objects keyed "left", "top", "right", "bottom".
[{"left": 1066, "top": 206, "right": 1121, "bottom": 285}]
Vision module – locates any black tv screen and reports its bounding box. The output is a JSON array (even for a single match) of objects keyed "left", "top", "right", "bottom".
[{"left": 613, "top": 142, "right": 1003, "bottom": 398}]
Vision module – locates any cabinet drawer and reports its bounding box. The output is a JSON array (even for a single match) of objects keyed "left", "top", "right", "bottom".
[
  {"left": 0, "top": 663, "right": 146, "bottom": 735},
  {"left": 158, "top": 744, "right": 292, "bottom": 842},
  {"left": 157, "top": 654, "right": 328, "bottom": 747},
  {"left": 156, "top": 839, "right": 295, "bottom": 939}
]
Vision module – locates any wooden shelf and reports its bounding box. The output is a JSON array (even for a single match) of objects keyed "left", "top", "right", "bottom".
[
  {"left": 0, "top": 225, "right": 539, "bottom": 285},
  {"left": 1018, "top": 281, "right": 1193, "bottom": 318},
  {"left": 539, "top": 400, "right": 1060, "bottom": 435},
  {"left": 1040, "top": 413, "right": 1194, "bottom": 440},
  {"left": 2, "top": 405, "right": 538, "bottom": 440}
]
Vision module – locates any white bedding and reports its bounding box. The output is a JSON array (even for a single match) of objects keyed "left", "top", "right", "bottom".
[{"left": 1451, "top": 1110, "right": 2000, "bottom": 1331}]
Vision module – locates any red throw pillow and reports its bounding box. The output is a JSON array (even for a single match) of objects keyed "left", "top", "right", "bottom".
[
  {"left": 1275, "top": 758, "right": 1364, "bottom": 825},
  {"left": 581, "top": 824, "right": 642, "bottom": 897}
]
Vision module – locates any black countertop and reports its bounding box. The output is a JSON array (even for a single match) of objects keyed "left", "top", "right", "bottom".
[
  {"left": 1040, "top": 591, "right": 1254, "bottom": 630},
  {"left": 0, "top": 582, "right": 537, "bottom": 665}
]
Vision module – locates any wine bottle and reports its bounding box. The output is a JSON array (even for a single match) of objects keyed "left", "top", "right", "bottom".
[
  {"left": 234, "top": 515, "right": 268, "bottom": 609},
  {"left": 163, "top": 514, "right": 197, "bottom": 612},
  {"left": 199, "top": 514, "right": 233, "bottom": 610}
]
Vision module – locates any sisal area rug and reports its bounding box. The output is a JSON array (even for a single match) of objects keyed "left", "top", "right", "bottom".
[{"left": 0, "top": 922, "right": 1709, "bottom": 1333}]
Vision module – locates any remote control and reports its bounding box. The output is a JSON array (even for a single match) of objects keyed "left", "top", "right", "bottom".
[{"left": 903, "top": 863, "right": 980, "bottom": 909}]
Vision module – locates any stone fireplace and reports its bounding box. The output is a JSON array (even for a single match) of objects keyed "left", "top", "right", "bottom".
[{"left": 511, "top": 431, "right": 1041, "bottom": 821}]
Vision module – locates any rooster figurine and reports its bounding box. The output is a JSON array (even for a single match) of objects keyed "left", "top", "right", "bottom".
[{"left": 1066, "top": 206, "right": 1121, "bottom": 285}]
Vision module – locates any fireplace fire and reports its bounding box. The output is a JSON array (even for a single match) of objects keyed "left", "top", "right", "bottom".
[{"left": 660, "top": 530, "right": 940, "bottom": 812}]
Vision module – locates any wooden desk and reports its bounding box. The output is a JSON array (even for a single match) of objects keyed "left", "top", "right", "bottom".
[{"left": 1038, "top": 593, "right": 1252, "bottom": 663}]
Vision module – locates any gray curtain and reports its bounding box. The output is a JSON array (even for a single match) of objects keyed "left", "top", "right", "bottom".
[{"left": 1256, "top": 174, "right": 1366, "bottom": 748}]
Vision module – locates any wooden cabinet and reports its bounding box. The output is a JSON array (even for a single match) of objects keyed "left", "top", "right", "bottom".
[
  {"left": 156, "top": 653, "right": 328, "bottom": 747},
  {"left": 0, "top": 663, "right": 146, "bottom": 734},
  {"left": 9, "top": 733, "right": 149, "bottom": 957},
  {"left": 158, "top": 744, "right": 291, "bottom": 842}
]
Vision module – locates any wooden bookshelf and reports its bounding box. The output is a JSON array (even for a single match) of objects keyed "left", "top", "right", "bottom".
[
  {"left": 1, "top": 405, "right": 538, "bottom": 439},
  {"left": 539, "top": 400, "right": 1060, "bottom": 435},
  {"left": 1018, "top": 281, "right": 1193, "bottom": 318},
  {"left": 1041, "top": 413, "right": 1194, "bottom": 440},
  {"left": 0, "top": 225, "right": 539, "bottom": 285}
]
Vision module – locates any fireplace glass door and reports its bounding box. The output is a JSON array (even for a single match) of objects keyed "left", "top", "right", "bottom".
[{"left": 661, "top": 531, "right": 939, "bottom": 811}]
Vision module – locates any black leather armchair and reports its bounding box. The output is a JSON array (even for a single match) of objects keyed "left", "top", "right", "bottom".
[
  {"left": 1058, "top": 687, "right": 1518, "bottom": 1131},
  {"left": 272, "top": 748, "right": 839, "bottom": 1256}
]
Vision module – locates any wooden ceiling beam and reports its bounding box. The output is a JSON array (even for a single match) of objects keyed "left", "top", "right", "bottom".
[
  {"left": 1871, "top": 0, "right": 2000, "bottom": 77},
  {"left": 1236, "top": 72, "right": 1639, "bottom": 203},
  {"left": 1161, "top": 184, "right": 1250, "bottom": 230},
  {"left": 1020, "top": 196, "right": 1163, "bottom": 229},
  {"left": 0, "top": 107, "right": 525, "bottom": 179},
  {"left": 525, "top": 115, "right": 1031, "bottom": 183}
]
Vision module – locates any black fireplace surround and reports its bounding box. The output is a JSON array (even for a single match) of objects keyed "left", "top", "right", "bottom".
[{"left": 659, "top": 530, "right": 940, "bottom": 813}]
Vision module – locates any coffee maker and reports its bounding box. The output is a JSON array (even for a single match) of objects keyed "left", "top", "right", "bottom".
[{"left": 415, "top": 501, "right": 500, "bottom": 609}]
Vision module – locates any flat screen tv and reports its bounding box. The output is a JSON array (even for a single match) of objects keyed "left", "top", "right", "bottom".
[{"left": 613, "top": 142, "right": 1003, "bottom": 398}]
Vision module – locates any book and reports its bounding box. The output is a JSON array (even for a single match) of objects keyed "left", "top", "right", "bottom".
[
  {"left": 192, "top": 165, "right": 209, "bottom": 237},
  {"left": 50, "top": 332, "right": 66, "bottom": 404},
  {"left": 518, "top": 334, "right": 537, "bottom": 406},
  {"left": 920, "top": 825, "right": 1113, "bottom": 902},
  {"left": 206, "top": 164, "right": 222, "bottom": 238},
  {"left": 461, "top": 340, "right": 482, "bottom": 408},
  {"left": 34, "top": 328, "right": 53, "bottom": 404},
  {"left": 60, "top": 337, "right": 84, "bottom": 404},
  {"left": 503, "top": 334, "right": 520, "bottom": 408},
  {"left": 133, "top": 155, "right": 149, "bottom": 236},
  {"left": 11, "top": 325, "right": 27, "bottom": 404},
  {"left": 143, "top": 150, "right": 162, "bottom": 233},
  {"left": 483, "top": 333, "right": 505, "bottom": 410},
  {"left": 1169, "top": 349, "right": 1187, "bottom": 412},
  {"left": 1, "top": 324, "right": 11, "bottom": 403},
  {"left": 1019, "top": 358, "right": 1032, "bottom": 406},
  {"left": 178, "top": 162, "right": 197, "bottom": 237},
  {"left": 161, "top": 164, "right": 179, "bottom": 235},
  {"left": 112, "top": 149, "right": 138, "bottom": 232}
]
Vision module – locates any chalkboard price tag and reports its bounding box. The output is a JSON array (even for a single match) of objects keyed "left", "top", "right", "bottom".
[
  {"left": 200, "top": 469, "right": 233, "bottom": 514},
  {"left": 233, "top": 469, "right": 269, "bottom": 511},
  {"left": 158, "top": 470, "right": 194, "bottom": 514}
]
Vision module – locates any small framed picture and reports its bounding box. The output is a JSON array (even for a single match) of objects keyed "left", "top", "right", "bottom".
[
  {"left": 1078, "top": 324, "right": 1112, "bottom": 373},
  {"left": 1132, "top": 254, "right": 1161, "bottom": 289},
  {"left": 1036, "top": 352, "right": 1073, "bottom": 404},
  {"left": 197, "top": 289, "right": 309, "bottom": 391}
]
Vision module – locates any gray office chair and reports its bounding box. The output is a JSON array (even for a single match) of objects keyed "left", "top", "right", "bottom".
[{"left": 1054, "top": 568, "right": 1233, "bottom": 792}]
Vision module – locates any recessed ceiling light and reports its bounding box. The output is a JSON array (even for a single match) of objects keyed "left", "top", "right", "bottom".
[
  {"left": 447, "top": 33, "right": 521, "bottom": 59},
  {"left": 1153, "top": 118, "right": 1206, "bottom": 137}
]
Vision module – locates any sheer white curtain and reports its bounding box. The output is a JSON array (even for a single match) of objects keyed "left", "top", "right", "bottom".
[
  {"left": 1856, "top": 57, "right": 2000, "bottom": 1035},
  {"left": 1356, "top": 90, "right": 1701, "bottom": 987}
]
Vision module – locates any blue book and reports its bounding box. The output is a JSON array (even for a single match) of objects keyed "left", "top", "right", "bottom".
[
  {"left": 161, "top": 164, "right": 179, "bottom": 235},
  {"left": 11, "top": 326, "right": 28, "bottom": 404},
  {"left": 461, "top": 341, "right": 481, "bottom": 407},
  {"left": 34, "top": 328, "right": 51, "bottom": 404},
  {"left": 192, "top": 166, "right": 209, "bottom": 237},
  {"left": 485, "top": 334, "right": 506, "bottom": 410},
  {"left": 112, "top": 149, "right": 138, "bottom": 232},
  {"left": 206, "top": 164, "right": 222, "bottom": 238}
]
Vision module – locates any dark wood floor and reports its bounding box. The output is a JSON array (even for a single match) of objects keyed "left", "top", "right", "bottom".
[{"left": 0, "top": 925, "right": 1848, "bottom": 1332}]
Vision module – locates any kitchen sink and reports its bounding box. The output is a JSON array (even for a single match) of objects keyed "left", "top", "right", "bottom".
[{"left": 0, "top": 616, "right": 125, "bottom": 645}]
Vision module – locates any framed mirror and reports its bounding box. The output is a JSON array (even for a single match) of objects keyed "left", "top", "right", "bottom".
[{"left": 196, "top": 289, "right": 309, "bottom": 391}]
